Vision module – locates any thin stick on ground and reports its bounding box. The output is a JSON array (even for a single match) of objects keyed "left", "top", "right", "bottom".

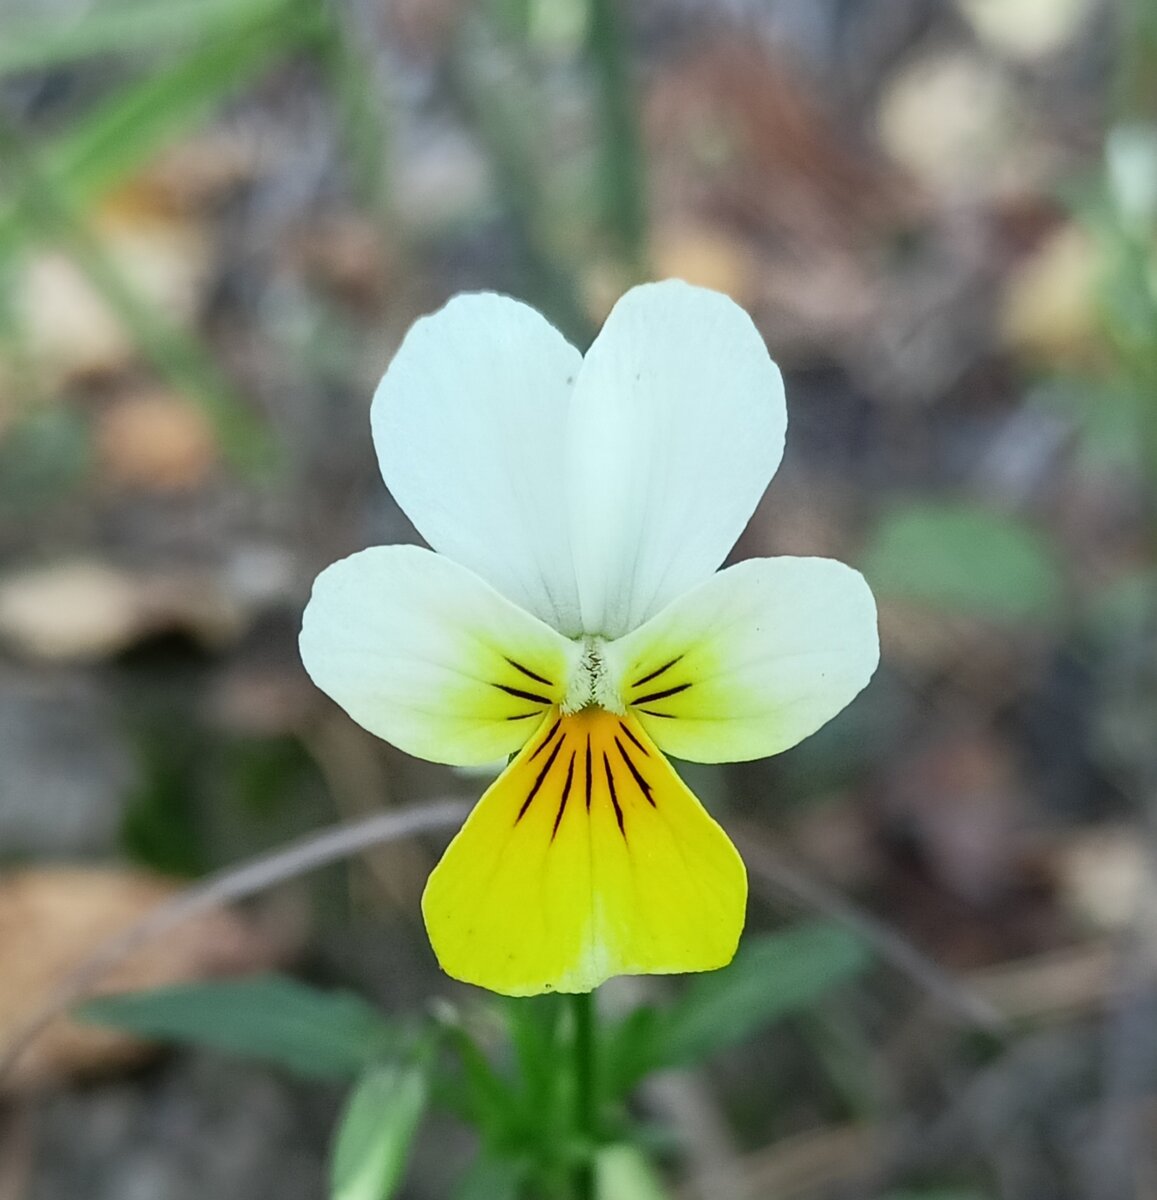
[{"left": 0, "top": 800, "right": 468, "bottom": 1085}]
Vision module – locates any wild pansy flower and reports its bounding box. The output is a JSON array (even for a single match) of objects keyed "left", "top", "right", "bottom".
[{"left": 300, "top": 280, "right": 878, "bottom": 996}]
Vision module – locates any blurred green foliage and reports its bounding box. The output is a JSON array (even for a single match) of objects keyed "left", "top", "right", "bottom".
[
  {"left": 863, "top": 501, "right": 1065, "bottom": 624},
  {"left": 330, "top": 1061, "right": 431, "bottom": 1200},
  {"left": 80, "top": 974, "right": 401, "bottom": 1079}
]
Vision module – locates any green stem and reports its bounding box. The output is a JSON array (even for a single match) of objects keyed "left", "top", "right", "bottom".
[
  {"left": 586, "top": 0, "right": 648, "bottom": 276},
  {"left": 571, "top": 991, "right": 597, "bottom": 1200}
]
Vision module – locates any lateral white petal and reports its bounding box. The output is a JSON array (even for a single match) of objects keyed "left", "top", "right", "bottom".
[
  {"left": 567, "top": 280, "right": 786, "bottom": 639},
  {"left": 299, "top": 545, "right": 580, "bottom": 766},
  {"left": 372, "top": 293, "right": 584, "bottom": 636},
  {"left": 609, "top": 557, "right": 879, "bottom": 763}
]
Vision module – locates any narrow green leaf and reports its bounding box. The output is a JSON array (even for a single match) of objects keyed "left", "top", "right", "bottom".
[
  {"left": 599, "top": 1005, "right": 661, "bottom": 1101},
  {"left": 451, "top": 1154, "right": 526, "bottom": 1200},
  {"left": 34, "top": 2, "right": 319, "bottom": 218},
  {"left": 595, "top": 1144, "right": 672, "bottom": 1200},
  {"left": 654, "top": 923, "right": 870, "bottom": 1071},
  {"left": 862, "top": 501, "right": 1064, "bottom": 622},
  {"left": 0, "top": 118, "right": 275, "bottom": 474},
  {"left": 445, "top": 1026, "right": 522, "bottom": 1136},
  {"left": 79, "top": 975, "right": 396, "bottom": 1080},
  {"left": 504, "top": 993, "right": 564, "bottom": 1113},
  {"left": 0, "top": 0, "right": 291, "bottom": 77},
  {"left": 330, "top": 1063, "right": 428, "bottom": 1200}
]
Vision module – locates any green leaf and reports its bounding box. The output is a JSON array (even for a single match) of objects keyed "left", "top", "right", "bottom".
[
  {"left": 642, "top": 923, "right": 870, "bottom": 1076},
  {"left": 79, "top": 975, "right": 397, "bottom": 1080},
  {"left": 602, "top": 924, "right": 870, "bottom": 1095},
  {"left": 599, "top": 1005, "right": 662, "bottom": 1100},
  {"left": 37, "top": 3, "right": 318, "bottom": 218},
  {"left": 439, "top": 1021, "right": 523, "bottom": 1138},
  {"left": 452, "top": 1154, "right": 526, "bottom": 1200},
  {"left": 504, "top": 993, "right": 564, "bottom": 1114},
  {"left": 595, "top": 1144, "right": 673, "bottom": 1200},
  {"left": 330, "top": 1063, "right": 428, "bottom": 1200},
  {"left": 0, "top": 0, "right": 323, "bottom": 262},
  {"left": 0, "top": 121, "right": 275, "bottom": 475},
  {"left": 0, "top": 0, "right": 292, "bottom": 77},
  {"left": 862, "top": 501, "right": 1064, "bottom": 622}
]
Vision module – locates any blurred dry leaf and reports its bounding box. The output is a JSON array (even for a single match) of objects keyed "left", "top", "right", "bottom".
[
  {"left": 651, "top": 220, "right": 758, "bottom": 306},
  {"left": 1000, "top": 221, "right": 1102, "bottom": 367},
  {"left": 0, "top": 560, "right": 245, "bottom": 662},
  {"left": 16, "top": 180, "right": 211, "bottom": 384},
  {"left": 646, "top": 39, "right": 897, "bottom": 355},
  {"left": 0, "top": 867, "right": 277, "bottom": 1092},
  {"left": 687, "top": 1123, "right": 887, "bottom": 1200},
  {"left": 293, "top": 214, "right": 391, "bottom": 309},
  {"left": 968, "top": 941, "right": 1114, "bottom": 1020},
  {"left": 146, "top": 131, "right": 262, "bottom": 207},
  {"left": 0, "top": 562, "right": 141, "bottom": 662},
  {"left": 956, "top": 0, "right": 1094, "bottom": 61},
  {"left": 1055, "top": 825, "right": 1148, "bottom": 932},
  {"left": 877, "top": 51, "right": 1026, "bottom": 197},
  {"left": 96, "top": 389, "right": 218, "bottom": 491},
  {"left": 648, "top": 39, "right": 899, "bottom": 235}
]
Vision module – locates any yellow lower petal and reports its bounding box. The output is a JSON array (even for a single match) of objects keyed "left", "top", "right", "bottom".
[{"left": 421, "top": 707, "right": 747, "bottom": 996}]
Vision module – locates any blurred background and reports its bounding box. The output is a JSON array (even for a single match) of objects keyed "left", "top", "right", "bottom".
[{"left": 2, "top": 0, "right": 1157, "bottom": 1196}]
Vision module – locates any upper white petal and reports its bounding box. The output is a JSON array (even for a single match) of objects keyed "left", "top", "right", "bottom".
[
  {"left": 372, "top": 293, "right": 584, "bottom": 636},
  {"left": 299, "top": 545, "right": 579, "bottom": 766},
  {"left": 567, "top": 280, "right": 786, "bottom": 639},
  {"left": 607, "top": 556, "right": 879, "bottom": 762}
]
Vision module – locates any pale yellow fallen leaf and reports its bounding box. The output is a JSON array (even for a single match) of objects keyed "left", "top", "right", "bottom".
[
  {"left": 956, "top": 0, "right": 1093, "bottom": 61},
  {"left": 1000, "top": 222, "right": 1102, "bottom": 367},
  {"left": 0, "top": 561, "right": 141, "bottom": 662},
  {"left": 877, "top": 51, "right": 1022, "bottom": 197},
  {"left": 0, "top": 560, "right": 246, "bottom": 662}
]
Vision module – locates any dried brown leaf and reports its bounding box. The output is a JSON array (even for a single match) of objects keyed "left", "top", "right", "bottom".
[{"left": 0, "top": 867, "right": 277, "bottom": 1092}]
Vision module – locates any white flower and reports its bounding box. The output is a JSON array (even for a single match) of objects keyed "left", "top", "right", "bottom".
[{"left": 300, "top": 280, "right": 878, "bottom": 996}]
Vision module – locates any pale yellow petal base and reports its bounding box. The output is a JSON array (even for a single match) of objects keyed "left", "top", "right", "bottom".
[{"left": 422, "top": 707, "right": 747, "bottom": 996}]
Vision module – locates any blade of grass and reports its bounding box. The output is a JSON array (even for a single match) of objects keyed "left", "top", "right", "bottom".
[
  {"left": 315, "top": 0, "right": 395, "bottom": 225},
  {"left": 0, "top": 116, "right": 274, "bottom": 474},
  {"left": 0, "top": 0, "right": 292, "bottom": 78},
  {"left": 0, "top": 0, "right": 323, "bottom": 241},
  {"left": 585, "top": 0, "right": 648, "bottom": 275},
  {"left": 446, "top": 15, "right": 594, "bottom": 346}
]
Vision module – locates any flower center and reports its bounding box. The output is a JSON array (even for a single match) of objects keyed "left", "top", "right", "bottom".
[{"left": 561, "top": 635, "right": 625, "bottom": 715}]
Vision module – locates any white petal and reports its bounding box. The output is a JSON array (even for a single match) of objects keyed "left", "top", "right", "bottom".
[
  {"left": 372, "top": 293, "right": 584, "bottom": 636},
  {"left": 299, "top": 545, "right": 580, "bottom": 766},
  {"left": 567, "top": 280, "right": 786, "bottom": 639},
  {"left": 607, "top": 557, "right": 879, "bottom": 762}
]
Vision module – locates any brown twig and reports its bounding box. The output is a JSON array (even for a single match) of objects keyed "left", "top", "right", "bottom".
[{"left": 0, "top": 800, "right": 467, "bottom": 1085}]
